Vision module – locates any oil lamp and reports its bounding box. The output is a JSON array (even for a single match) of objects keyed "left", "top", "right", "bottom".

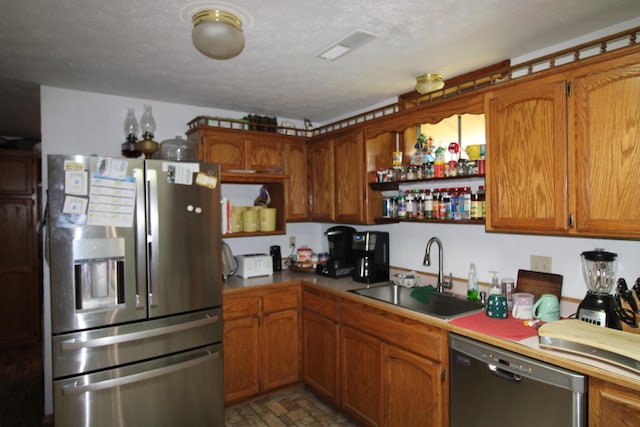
[
  {"left": 138, "top": 104, "right": 159, "bottom": 158},
  {"left": 121, "top": 108, "right": 141, "bottom": 158}
]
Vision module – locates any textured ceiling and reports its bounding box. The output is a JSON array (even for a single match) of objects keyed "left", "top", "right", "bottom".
[{"left": 2, "top": 0, "right": 640, "bottom": 139}]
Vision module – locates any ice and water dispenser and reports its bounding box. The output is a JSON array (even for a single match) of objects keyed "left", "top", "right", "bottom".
[{"left": 72, "top": 237, "right": 126, "bottom": 310}]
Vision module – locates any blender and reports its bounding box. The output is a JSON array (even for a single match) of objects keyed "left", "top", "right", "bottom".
[{"left": 577, "top": 249, "right": 622, "bottom": 330}]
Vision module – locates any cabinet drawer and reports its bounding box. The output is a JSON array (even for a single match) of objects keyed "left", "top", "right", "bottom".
[
  {"left": 223, "top": 294, "right": 260, "bottom": 319},
  {"left": 263, "top": 288, "right": 298, "bottom": 313},
  {"left": 341, "top": 299, "right": 444, "bottom": 362},
  {"left": 302, "top": 288, "right": 339, "bottom": 321}
]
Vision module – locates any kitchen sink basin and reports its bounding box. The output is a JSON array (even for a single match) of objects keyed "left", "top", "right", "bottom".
[{"left": 349, "top": 283, "right": 484, "bottom": 320}]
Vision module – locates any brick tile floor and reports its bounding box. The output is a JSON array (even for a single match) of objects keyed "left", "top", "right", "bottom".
[{"left": 225, "top": 386, "right": 360, "bottom": 426}]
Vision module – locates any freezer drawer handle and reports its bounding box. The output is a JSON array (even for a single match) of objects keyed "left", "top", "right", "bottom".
[
  {"left": 62, "top": 350, "right": 220, "bottom": 395},
  {"left": 60, "top": 314, "right": 220, "bottom": 351}
]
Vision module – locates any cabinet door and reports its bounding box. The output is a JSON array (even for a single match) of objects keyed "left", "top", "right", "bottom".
[
  {"left": 334, "top": 130, "right": 365, "bottom": 223},
  {"left": 199, "top": 133, "right": 246, "bottom": 171},
  {"left": 382, "top": 344, "right": 443, "bottom": 427},
  {"left": 0, "top": 152, "right": 36, "bottom": 195},
  {"left": 222, "top": 316, "right": 260, "bottom": 404},
  {"left": 0, "top": 150, "right": 40, "bottom": 347},
  {"left": 247, "top": 136, "right": 285, "bottom": 173},
  {"left": 285, "top": 142, "right": 309, "bottom": 221},
  {"left": 589, "top": 377, "right": 640, "bottom": 427},
  {"left": 571, "top": 53, "right": 640, "bottom": 237},
  {"left": 486, "top": 78, "right": 569, "bottom": 233},
  {"left": 302, "top": 310, "right": 340, "bottom": 405},
  {"left": 0, "top": 197, "right": 40, "bottom": 347},
  {"left": 341, "top": 326, "right": 381, "bottom": 427},
  {"left": 262, "top": 309, "right": 300, "bottom": 391},
  {"left": 309, "top": 139, "right": 336, "bottom": 221}
]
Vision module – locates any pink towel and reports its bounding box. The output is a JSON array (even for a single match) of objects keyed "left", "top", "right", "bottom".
[{"left": 450, "top": 312, "right": 539, "bottom": 341}]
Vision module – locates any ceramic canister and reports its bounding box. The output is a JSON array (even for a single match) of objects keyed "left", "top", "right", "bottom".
[{"left": 486, "top": 294, "right": 508, "bottom": 319}]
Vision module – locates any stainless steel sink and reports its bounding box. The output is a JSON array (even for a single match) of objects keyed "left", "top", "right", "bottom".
[{"left": 349, "top": 283, "right": 483, "bottom": 320}]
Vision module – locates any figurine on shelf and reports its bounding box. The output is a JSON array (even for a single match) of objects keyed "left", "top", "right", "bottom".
[
  {"left": 254, "top": 186, "right": 271, "bottom": 206},
  {"left": 447, "top": 142, "right": 460, "bottom": 176},
  {"left": 410, "top": 134, "right": 436, "bottom": 165}
]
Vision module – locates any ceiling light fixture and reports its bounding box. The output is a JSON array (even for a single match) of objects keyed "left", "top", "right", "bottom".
[
  {"left": 191, "top": 9, "right": 244, "bottom": 60},
  {"left": 415, "top": 73, "right": 445, "bottom": 94}
]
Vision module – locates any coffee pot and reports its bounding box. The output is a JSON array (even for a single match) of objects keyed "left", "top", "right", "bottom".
[
  {"left": 352, "top": 231, "right": 389, "bottom": 284},
  {"left": 316, "top": 226, "right": 356, "bottom": 279}
]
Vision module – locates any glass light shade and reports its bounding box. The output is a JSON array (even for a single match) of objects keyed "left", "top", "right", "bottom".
[
  {"left": 140, "top": 104, "right": 156, "bottom": 137},
  {"left": 123, "top": 108, "right": 139, "bottom": 140},
  {"left": 415, "top": 73, "right": 445, "bottom": 94},
  {"left": 192, "top": 9, "right": 244, "bottom": 60}
]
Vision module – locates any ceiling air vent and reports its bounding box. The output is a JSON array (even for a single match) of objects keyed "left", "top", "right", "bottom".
[{"left": 316, "top": 30, "right": 379, "bottom": 61}]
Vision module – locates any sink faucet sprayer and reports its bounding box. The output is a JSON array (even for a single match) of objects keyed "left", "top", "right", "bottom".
[{"left": 423, "top": 237, "right": 453, "bottom": 293}]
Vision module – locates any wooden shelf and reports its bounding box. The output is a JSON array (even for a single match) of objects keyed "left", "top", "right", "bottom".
[
  {"left": 220, "top": 172, "right": 289, "bottom": 183},
  {"left": 370, "top": 174, "right": 485, "bottom": 191},
  {"left": 222, "top": 230, "right": 286, "bottom": 238},
  {"left": 373, "top": 217, "right": 485, "bottom": 225}
]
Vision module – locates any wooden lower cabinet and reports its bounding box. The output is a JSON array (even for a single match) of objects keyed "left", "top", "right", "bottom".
[
  {"left": 302, "top": 310, "right": 340, "bottom": 405},
  {"left": 223, "top": 285, "right": 300, "bottom": 405},
  {"left": 302, "top": 285, "right": 447, "bottom": 427},
  {"left": 341, "top": 326, "right": 382, "bottom": 426},
  {"left": 383, "top": 344, "right": 443, "bottom": 427},
  {"left": 263, "top": 309, "right": 300, "bottom": 390},
  {"left": 223, "top": 316, "right": 261, "bottom": 403},
  {"left": 589, "top": 378, "right": 640, "bottom": 427}
]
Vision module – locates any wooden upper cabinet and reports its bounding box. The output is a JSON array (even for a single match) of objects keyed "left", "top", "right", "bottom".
[
  {"left": 190, "top": 126, "right": 286, "bottom": 174},
  {"left": 486, "top": 77, "right": 569, "bottom": 233},
  {"left": 309, "top": 138, "right": 336, "bottom": 221},
  {"left": 486, "top": 47, "right": 640, "bottom": 238},
  {"left": 571, "top": 52, "right": 640, "bottom": 237},
  {"left": 309, "top": 127, "right": 369, "bottom": 224},
  {"left": 285, "top": 142, "right": 309, "bottom": 221},
  {"left": 334, "top": 129, "right": 365, "bottom": 223},
  {"left": 0, "top": 152, "right": 36, "bottom": 195},
  {"left": 198, "top": 131, "right": 246, "bottom": 171},
  {"left": 245, "top": 135, "right": 285, "bottom": 173}
]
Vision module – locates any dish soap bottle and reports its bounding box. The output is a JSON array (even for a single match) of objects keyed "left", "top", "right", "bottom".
[
  {"left": 467, "top": 263, "right": 479, "bottom": 301},
  {"left": 488, "top": 271, "right": 502, "bottom": 295}
]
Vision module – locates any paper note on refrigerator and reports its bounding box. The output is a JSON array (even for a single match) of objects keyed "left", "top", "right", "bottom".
[{"left": 87, "top": 175, "right": 136, "bottom": 227}]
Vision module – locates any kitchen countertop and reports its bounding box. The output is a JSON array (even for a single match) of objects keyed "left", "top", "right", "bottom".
[{"left": 223, "top": 269, "right": 640, "bottom": 392}]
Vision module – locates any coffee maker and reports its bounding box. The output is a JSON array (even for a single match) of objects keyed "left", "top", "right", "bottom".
[
  {"left": 352, "top": 231, "right": 389, "bottom": 284},
  {"left": 316, "top": 226, "right": 356, "bottom": 279},
  {"left": 577, "top": 249, "right": 622, "bottom": 330}
]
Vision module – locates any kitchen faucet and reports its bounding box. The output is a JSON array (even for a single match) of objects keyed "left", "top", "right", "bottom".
[{"left": 423, "top": 237, "right": 452, "bottom": 293}]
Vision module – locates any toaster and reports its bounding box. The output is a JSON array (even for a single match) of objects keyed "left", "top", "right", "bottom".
[{"left": 236, "top": 254, "right": 274, "bottom": 279}]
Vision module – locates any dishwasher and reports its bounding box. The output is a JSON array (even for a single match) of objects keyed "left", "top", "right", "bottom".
[{"left": 448, "top": 333, "right": 587, "bottom": 427}]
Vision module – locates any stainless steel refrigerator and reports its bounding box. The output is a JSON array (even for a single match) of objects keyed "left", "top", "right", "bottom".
[{"left": 47, "top": 154, "right": 223, "bottom": 426}]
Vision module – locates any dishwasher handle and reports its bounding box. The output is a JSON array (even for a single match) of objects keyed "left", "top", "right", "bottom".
[{"left": 488, "top": 364, "right": 523, "bottom": 383}]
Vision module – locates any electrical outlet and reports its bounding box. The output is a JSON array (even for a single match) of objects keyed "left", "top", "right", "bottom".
[
  {"left": 289, "top": 236, "right": 296, "bottom": 249},
  {"left": 530, "top": 255, "right": 552, "bottom": 273}
]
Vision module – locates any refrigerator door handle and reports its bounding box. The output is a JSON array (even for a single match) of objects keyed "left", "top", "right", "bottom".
[
  {"left": 60, "top": 314, "right": 220, "bottom": 351},
  {"left": 134, "top": 167, "right": 147, "bottom": 309},
  {"left": 62, "top": 349, "right": 220, "bottom": 395},
  {"left": 147, "top": 168, "right": 159, "bottom": 306}
]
